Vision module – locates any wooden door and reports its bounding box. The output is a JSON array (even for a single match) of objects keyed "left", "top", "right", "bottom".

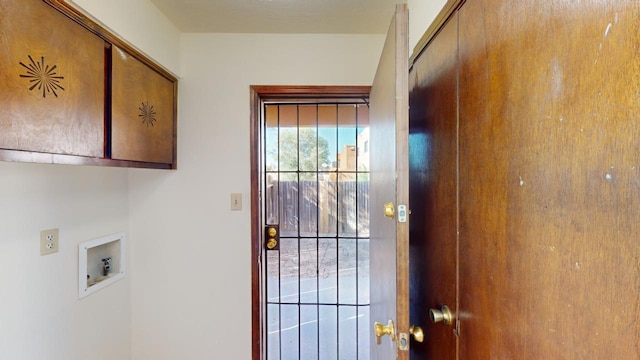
[
  {"left": 457, "top": 0, "right": 640, "bottom": 358},
  {"left": 407, "top": 9, "right": 459, "bottom": 360},
  {"left": 111, "top": 46, "right": 176, "bottom": 164},
  {"left": 369, "top": 4, "right": 409, "bottom": 360},
  {"left": 411, "top": 0, "right": 640, "bottom": 358},
  {"left": 0, "top": 0, "right": 105, "bottom": 157}
]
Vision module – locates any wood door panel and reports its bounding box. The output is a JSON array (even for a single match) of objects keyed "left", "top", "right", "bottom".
[
  {"left": 408, "top": 13, "right": 458, "bottom": 360},
  {"left": 458, "top": 0, "right": 640, "bottom": 358},
  {"left": 457, "top": 0, "right": 511, "bottom": 356},
  {"left": 111, "top": 46, "right": 175, "bottom": 164},
  {"left": 369, "top": 4, "right": 409, "bottom": 359},
  {"left": 0, "top": 0, "right": 105, "bottom": 157}
]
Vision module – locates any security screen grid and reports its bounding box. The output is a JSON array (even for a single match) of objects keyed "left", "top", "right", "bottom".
[{"left": 263, "top": 100, "right": 370, "bottom": 360}]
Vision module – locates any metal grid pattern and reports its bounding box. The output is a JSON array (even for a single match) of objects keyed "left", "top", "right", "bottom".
[{"left": 263, "top": 101, "right": 370, "bottom": 360}]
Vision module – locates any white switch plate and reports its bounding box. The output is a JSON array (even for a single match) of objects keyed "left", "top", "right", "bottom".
[
  {"left": 230, "top": 193, "right": 242, "bottom": 210},
  {"left": 40, "top": 228, "right": 59, "bottom": 256}
]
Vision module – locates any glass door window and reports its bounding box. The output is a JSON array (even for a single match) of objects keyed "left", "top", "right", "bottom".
[{"left": 263, "top": 101, "right": 370, "bottom": 360}]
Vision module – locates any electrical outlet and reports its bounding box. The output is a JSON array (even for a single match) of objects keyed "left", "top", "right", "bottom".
[{"left": 40, "top": 228, "right": 59, "bottom": 256}]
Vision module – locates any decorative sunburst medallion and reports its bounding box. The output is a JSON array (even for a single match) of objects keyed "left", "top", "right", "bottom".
[
  {"left": 19, "top": 55, "right": 65, "bottom": 98},
  {"left": 139, "top": 101, "right": 157, "bottom": 127}
]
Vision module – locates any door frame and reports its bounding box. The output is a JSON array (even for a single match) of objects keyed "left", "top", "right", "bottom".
[{"left": 250, "top": 85, "right": 371, "bottom": 360}]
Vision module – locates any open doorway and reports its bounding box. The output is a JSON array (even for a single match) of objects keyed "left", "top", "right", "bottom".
[{"left": 251, "top": 86, "right": 371, "bottom": 360}]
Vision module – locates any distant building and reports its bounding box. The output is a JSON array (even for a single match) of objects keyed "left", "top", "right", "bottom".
[
  {"left": 357, "top": 127, "right": 370, "bottom": 171},
  {"left": 337, "top": 145, "right": 357, "bottom": 171},
  {"left": 334, "top": 127, "right": 370, "bottom": 173}
]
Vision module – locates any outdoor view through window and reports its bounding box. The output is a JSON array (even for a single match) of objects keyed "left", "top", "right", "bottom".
[{"left": 263, "top": 101, "right": 370, "bottom": 360}]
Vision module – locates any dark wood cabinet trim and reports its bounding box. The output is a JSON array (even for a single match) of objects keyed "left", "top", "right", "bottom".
[
  {"left": 251, "top": 85, "right": 371, "bottom": 99},
  {"left": 105, "top": 43, "right": 113, "bottom": 159},
  {"left": 45, "top": 0, "right": 179, "bottom": 170},
  {"left": 43, "top": 0, "right": 177, "bottom": 83},
  {"left": 0, "top": 148, "right": 172, "bottom": 169},
  {"left": 410, "top": 0, "right": 465, "bottom": 67},
  {"left": 1, "top": 1, "right": 179, "bottom": 169}
]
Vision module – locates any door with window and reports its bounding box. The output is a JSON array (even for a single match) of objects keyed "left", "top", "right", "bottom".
[{"left": 251, "top": 87, "right": 373, "bottom": 360}]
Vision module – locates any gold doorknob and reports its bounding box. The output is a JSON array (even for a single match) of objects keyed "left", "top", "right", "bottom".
[
  {"left": 409, "top": 325, "right": 424, "bottom": 342},
  {"left": 374, "top": 320, "right": 395, "bottom": 344},
  {"left": 384, "top": 202, "right": 395, "bottom": 218},
  {"left": 429, "top": 305, "right": 454, "bottom": 325}
]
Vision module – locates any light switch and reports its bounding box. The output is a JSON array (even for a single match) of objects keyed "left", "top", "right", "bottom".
[{"left": 230, "top": 193, "right": 242, "bottom": 210}]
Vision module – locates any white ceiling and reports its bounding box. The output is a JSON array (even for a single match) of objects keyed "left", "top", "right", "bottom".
[{"left": 149, "top": 0, "right": 406, "bottom": 34}]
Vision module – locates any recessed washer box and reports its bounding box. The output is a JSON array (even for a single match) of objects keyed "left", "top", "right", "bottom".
[{"left": 79, "top": 232, "right": 125, "bottom": 299}]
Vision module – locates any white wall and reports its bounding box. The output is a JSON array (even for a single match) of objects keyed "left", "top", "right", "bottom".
[
  {"left": 119, "top": 2, "right": 446, "bottom": 356},
  {"left": 408, "top": 0, "right": 449, "bottom": 55},
  {"left": 70, "top": 0, "right": 445, "bottom": 71},
  {"left": 0, "top": 0, "right": 447, "bottom": 358},
  {"left": 0, "top": 162, "right": 131, "bottom": 360},
  {"left": 127, "top": 33, "right": 385, "bottom": 360},
  {"left": 70, "top": 0, "right": 181, "bottom": 75},
  {"left": 0, "top": 1, "right": 180, "bottom": 359}
]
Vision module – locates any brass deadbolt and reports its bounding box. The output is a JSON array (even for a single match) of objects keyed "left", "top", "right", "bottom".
[
  {"left": 384, "top": 202, "right": 395, "bottom": 218},
  {"left": 265, "top": 225, "right": 279, "bottom": 250},
  {"left": 267, "top": 227, "right": 277, "bottom": 237}
]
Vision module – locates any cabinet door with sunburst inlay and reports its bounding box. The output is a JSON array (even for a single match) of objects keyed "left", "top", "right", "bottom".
[
  {"left": 0, "top": 0, "right": 105, "bottom": 157},
  {"left": 111, "top": 46, "right": 176, "bottom": 165}
]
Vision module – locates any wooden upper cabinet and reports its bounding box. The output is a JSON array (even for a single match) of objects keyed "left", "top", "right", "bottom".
[
  {"left": 0, "top": 0, "right": 105, "bottom": 158},
  {"left": 0, "top": 0, "right": 178, "bottom": 169},
  {"left": 111, "top": 46, "right": 176, "bottom": 164}
]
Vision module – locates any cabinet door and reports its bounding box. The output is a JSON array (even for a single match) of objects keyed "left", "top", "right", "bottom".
[
  {"left": 0, "top": 0, "right": 105, "bottom": 157},
  {"left": 408, "top": 11, "right": 459, "bottom": 360},
  {"left": 457, "top": 0, "right": 640, "bottom": 358},
  {"left": 111, "top": 46, "right": 175, "bottom": 164}
]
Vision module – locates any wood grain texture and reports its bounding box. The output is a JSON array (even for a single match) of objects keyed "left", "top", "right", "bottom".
[
  {"left": 249, "top": 87, "right": 263, "bottom": 360},
  {"left": 0, "top": 0, "right": 105, "bottom": 157},
  {"left": 369, "top": 17, "right": 400, "bottom": 356},
  {"left": 369, "top": 4, "right": 409, "bottom": 359},
  {"left": 411, "top": 0, "right": 640, "bottom": 357},
  {"left": 0, "top": 0, "right": 178, "bottom": 169},
  {"left": 409, "top": 0, "right": 463, "bottom": 65},
  {"left": 393, "top": 4, "right": 410, "bottom": 358},
  {"left": 408, "top": 12, "right": 459, "bottom": 360},
  {"left": 250, "top": 85, "right": 371, "bottom": 99},
  {"left": 0, "top": 149, "right": 171, "bottom": 169},
  {"left": 458, "top": 0, "right": 640, "bottom": 358},
  {"left": 44, "top": 0, "right": 178, "bottom": 82},
  {"left": 111, "top": 46, "right": 175, "bottom": 164}
]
